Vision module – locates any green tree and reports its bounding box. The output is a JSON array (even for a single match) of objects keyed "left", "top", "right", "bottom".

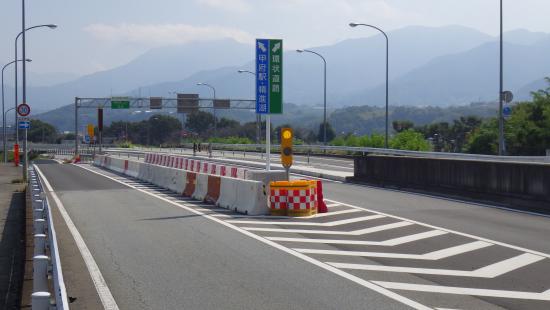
[
  {"left": 28, "top": 119, "right": 57, "bottom": 143},
  {"left": 464, "top": 119, "right": 498, "bottom": 155},
  {"left": 392, "top": 120, "right": 414, "bottom": 133},
  {"left": 317, "top": 122, "right": 336, "bottom": 143},
  {"left": 186, "top": 111, "right": 215, "bottom": 135},
  {"left": 389, "top": 130, "right": 431, "bottom": 151}
]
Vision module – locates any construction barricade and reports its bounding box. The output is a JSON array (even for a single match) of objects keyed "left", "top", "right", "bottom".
[{"left": 270, "top": 180, "right": 319, "bottom": 217}]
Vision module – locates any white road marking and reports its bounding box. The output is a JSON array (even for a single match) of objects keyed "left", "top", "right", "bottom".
[
  {"left": 227, "top": 214, "right": 385, "bottom": 226},
  {"left": 267, "top": 230, "right": 448, "bottom": 246},
  {"left": 294, "top": 240, "right": 491, "bottom": 260},
  {"left": 214, "top": 209, "right": 361, "bottom": 220},
  {"left": 34, "top": 165, "right": 119, "bottom": 310},
  {"left": 75, "top": 164, "right": 432, "bottom": 310},
  {"left": 328, "top": 253, "right": 544, "bottom": 278},
  {"left": 242, "top": 221, "right": 413, "bottom": 235},
  {"left": 326, "top": 203, "right": 340, "bottom": 208},
  {"left": 374, "top": 281, "right": 550, "bottom": 301},
  {"left": 324, "top": 199, "right": 550, "bottom": 259}
]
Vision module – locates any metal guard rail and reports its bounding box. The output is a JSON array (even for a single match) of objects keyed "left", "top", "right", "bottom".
[{"left": 30, "top": 165, "right": 69, "bottom": 309}]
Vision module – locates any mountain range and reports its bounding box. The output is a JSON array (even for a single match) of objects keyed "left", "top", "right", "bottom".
[{"left": 22, "top": 25, "right": 550, "bottom": 130}]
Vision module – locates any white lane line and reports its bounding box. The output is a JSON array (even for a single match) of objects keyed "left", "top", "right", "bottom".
[
  {"left": 213, "top": 209, "right": 361, "bottom": 220},
  {"left": 242, "top": 221, "right": 413, "bottom": 235},
  {"left": 267, "top": 230, "right": 447, "bottom": 246},
  {"left": 227, "top": 214, "right": 385, "bottom": 226},
  {"left": 328, "top": 253, "right": 544, "bottom": 278},
  {"left": 324, "top": 199, "right": 550, "bottom": 259},
  {"left": 374, "top": 281, "right": 550, "bottom": 301},
  {"left": 294, "top": 241, "right": 491, "bottom": 260},
  {"left": 75, "top": 164, "right": 432, "bottom": 310},
  {"left": 326, "top": 203, "right": 340, "bottom": 208},
  {"left": 35, "top": 165, "right": 119, "bottom": 310}
]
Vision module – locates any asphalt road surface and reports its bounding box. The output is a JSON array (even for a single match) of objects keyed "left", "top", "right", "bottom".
[{"left": 35, "top": 160, "right": 550, "bottom": 310}]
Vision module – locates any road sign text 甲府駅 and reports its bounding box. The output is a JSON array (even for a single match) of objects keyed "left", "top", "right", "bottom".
[{"left": 256, "top": 39, "right": 283, "bottom": 114}]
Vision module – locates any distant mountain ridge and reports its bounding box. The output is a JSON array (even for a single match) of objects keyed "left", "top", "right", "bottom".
[{"left": 28, "top": 25, "right": 550, "bottom": 124}]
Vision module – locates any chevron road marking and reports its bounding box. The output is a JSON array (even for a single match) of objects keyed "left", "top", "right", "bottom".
[
  {"left": 373, "top": 281, "right": 550, "bottom": 301},
  {"left": 328, "top": 253, "right": 544, "bottom": 278},
  {"left": 242, "top": 221, "right": 413, "bottom": 235},
  {"left": 294, "top": 240, "right": 491, "bottom": 260},
  {"left": 214, "top": 209, "right": 361, "bottom": 220},
  {"left": 267, "top": 230, "right": 448, "bottom": 246},
  {"left": 226, "top": 214, "right": 385, "bottom": 226}
]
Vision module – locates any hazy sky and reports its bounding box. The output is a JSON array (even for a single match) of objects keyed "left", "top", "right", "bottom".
[{"left": 1, "top": 0, "right": 549, "bottom": 76}]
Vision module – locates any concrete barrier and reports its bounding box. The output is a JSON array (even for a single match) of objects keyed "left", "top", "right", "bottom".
[
  {"left": 217, "top": 176, "right": 239, "bottom": 209},
  {"left": 353, "top": 155, "right": 550, "bottom": 214},
  {"left": 192, "top": 173, "right": 209, "bottom": 201},
  {"left": 205, "top": 175, "right": 221, "bottom": 204},
  {"left": 183, "top": 172, "right": 197, "bottom": 197},
  {"left": 95, "top": 155, "right": 269, "bottom": 215},
  {"left": 233, "top": 180, "right": 267, "bottom": 215}
]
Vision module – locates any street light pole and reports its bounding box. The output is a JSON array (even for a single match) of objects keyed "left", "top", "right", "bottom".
[
  {"left": 2, "top": 107, "right": 16, "bottom": 163},
  {"left": 498, "top": 0, "right": 505, "bottom": 155},
  {"left": 296, "top": 49, "right": 328, "bottom": 145},
  {"left": 349, "top": 22, "right": 390, "bottom": 149},
  {"left": 3, "top": 59, "right": 31, "bottom": 163},
  {"left": 238, "top": 69, "right": 262, "bottom": 144},
  {"left": 197, "top": 83, "right": 217, "bottom": 138},
  {"left": 14, "top": 24, "right": 57, "bottom": 145}
]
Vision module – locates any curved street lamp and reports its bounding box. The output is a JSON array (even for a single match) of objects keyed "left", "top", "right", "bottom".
[
  {"left": 349, "top": 22, "right": 389, "bottom": 149},
  {"left": 297, "top": 49, "right": 328, "bottom": 145},
  {"left": 3, "top": 59, "right": 31, "bottom": 163},
  {"left": 197, "top": 82, "right": 217, "bottom": 137},
  {"left": 14, "top": 24, "right": 57, "bottom": 143}
]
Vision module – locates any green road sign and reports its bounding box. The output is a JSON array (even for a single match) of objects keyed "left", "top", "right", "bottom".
[
  {"left": 256, "top": 39, "right": 283, "bottom": 115},
  {"left": 269, "top": 39, "right": 283, "bottom": 114},
  {"left": 111, "top": 97, "right": 130, "bottom": 109}
]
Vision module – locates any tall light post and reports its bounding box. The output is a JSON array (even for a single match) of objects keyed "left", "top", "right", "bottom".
[
  {"left": 14, "top": 24, "right": 57, "bottom": 145},
  {"left": 238, "top": 69, "right": 262, "bottom": 144},
  {"left": 3, "top": 107, "right": 16, "bottom": 162},
  {"left": 498, "top": 0, "right": 505, "bottom": 155},
  {"left": 349, "top": 22, "right": 390, "bottom": 149},
  {"left": 3, "top": 59, "right": 31, "bottom": 163},
  {"left": 196, "top": 82, "right": 217, "bottom": 138},
  {"left": 296, "top": 49, "right": 328, "bottom": 145}
]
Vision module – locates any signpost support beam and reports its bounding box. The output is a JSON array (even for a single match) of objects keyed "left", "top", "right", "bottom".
[
  {"left": 266, "top": 114, "right": 271, "bottom": 171},
  {"left": 74, "top": 97, "right": 78, "bottom": 158}
]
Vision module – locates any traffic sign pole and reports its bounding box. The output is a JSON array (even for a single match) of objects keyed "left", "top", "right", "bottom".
[{"left": 266, "top": 114, "right": 271, "bottom": 171}]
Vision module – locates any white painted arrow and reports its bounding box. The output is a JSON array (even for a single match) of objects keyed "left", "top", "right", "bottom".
[
  {"left": 328, "top": 253, "right": 544, "bottom": 278},
  {"left": 242, "top": 221, "right": 413, "bottom": 235},
  {"left": 267, "top": 230, "right": 447, "bottom": 246},
  {"left": 373, "top": 281, "right": 550, "bottom": 301},
  {"left": 227, "top": 214, "right": 384, "bottom": 226},
  {"left": 294, "top": 240, "right": 491, "bottom": 260}
]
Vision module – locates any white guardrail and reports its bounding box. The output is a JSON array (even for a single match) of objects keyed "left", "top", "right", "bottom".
[
  {"left": 26, "top": 142, "right": 550, "bottom": 164},
  {"left": 29, "top": 166, "right": 69, "bottom": 310}
]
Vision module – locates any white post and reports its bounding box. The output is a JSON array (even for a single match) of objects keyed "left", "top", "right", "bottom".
[
  {"left": 31, "top": 292, "right": 51, "bottom": 310},
  {"left": 34, "top": 234, "right": 46, "bottom": 256},
  {"left": 33, "top": 255, "right": 49, "bottom": 292},
  {"left": 266, "top": 114, "right": 271, "bottom": 171},
  {"left": 34, "top": 218, "right": 45, "bottom": 234}
]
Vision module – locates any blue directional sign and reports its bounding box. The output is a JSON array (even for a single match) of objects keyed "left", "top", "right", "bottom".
[
  {"left": 503, "top": 106, "right": 512, "bottom": 119},
  {"left": 18, "top": 120, "right": 30, "bottom": 129},
  {"left": 256, "top": 39, "right": 283, "bottom": 114}
]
